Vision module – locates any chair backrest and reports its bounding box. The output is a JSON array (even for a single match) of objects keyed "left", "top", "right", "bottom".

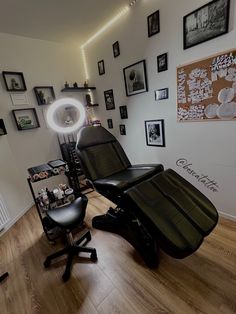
[{"left": 76, "top": 126, "right": 131, "bottom": 181}]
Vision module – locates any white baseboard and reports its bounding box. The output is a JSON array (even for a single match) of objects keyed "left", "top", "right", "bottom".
[
  {"left": 0, "top": 202, "right": 34, "bottom": 236},
  {"left": 219, "top": 211, "right": 236, "bottom": 222}
]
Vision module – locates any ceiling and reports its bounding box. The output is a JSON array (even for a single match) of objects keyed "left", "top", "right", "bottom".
[{"left": 0, "top": 0, "right": 130, "bottom": 45}]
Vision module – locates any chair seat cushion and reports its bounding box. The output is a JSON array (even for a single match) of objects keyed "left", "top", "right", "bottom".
[{"left": 123, "top": 169, "right": 218, "bottom": 258}]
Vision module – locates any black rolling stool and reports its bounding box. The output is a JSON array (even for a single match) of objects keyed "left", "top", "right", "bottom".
[{"left": 43, "top": 195, "right": 97, "bottom": 282}]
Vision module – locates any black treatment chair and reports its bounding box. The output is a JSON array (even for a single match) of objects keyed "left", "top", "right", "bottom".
[
  {"left": 44, "top": 195, "right": 97, "bottom": 282},
  {"left": 76, "top": 126, "right": 218, "bottom": 267}
]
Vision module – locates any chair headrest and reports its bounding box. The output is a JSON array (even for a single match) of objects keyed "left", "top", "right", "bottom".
[{"left": 76, "top": 126, "right": 116, "bottom": 149}]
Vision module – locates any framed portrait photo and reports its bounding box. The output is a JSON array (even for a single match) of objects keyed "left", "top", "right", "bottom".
[
  {"left": 147, "top": 10, "right": 160, "bottom": 37},
  {"left": 119, "top": 124, "right": 126, "bottom": 135},
  {"left": 113, "top": 41, "right": 120, "bottom": 58},
  {"left": 145, "top": 119, "right": 165, "bottom": 147},
  {"left": 183, "top": 0, "right": 230, "bottom": 49},
  {"left": 123, "top": 60, "right": 148, "bottom": 97},
  {"left": 107, "top": 119, "right": 113, "bottom": 129},
  {"left": 104, "top": 89, "right": 115, "bottom": 110},
  {"left": 155, "top": 88, "right": 169, "bottom": 101},
  {"left": 34, "top": 86, "right": 55, "bottom": 105},
  {"left": 157, "top": 53, "right": 168, "bottom": 72},
  {"left": 98, "top": 60, "right": 105, "bottom": 75},
  {"left": 12, "top": 108, "right": 40, "bottom": 131},
  {"left": 2, "top": 71, "right": 27, "bottom": 92},
  {"left": 119, "top": 105, "right": 128, "bottom": 119}
]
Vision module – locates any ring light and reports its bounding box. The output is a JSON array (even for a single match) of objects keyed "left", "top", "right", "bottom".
[{"left": 46, "top": 98, "right": 86, "bottom": 134}]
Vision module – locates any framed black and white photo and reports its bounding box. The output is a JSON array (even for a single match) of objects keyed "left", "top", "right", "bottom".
[
  {"left": 113, "top": 41, "right": 120, "bottom": 58},
  {"left": 183, "top": 0, "right": 230, "bottom": 49},
  {"left": 157, "top": 53, "right": 168, "bottom": 72},
  {"left": 119, "top": 124, "right": 126, "bottom": 135},
  {"left": 104, "top": 89, "right": 115, "bottom": 110},
  {"left": 98, "top": 60, "right": 105, "bottom": 75},
  {"left": 107, "top": 119, "right": 113, "bottom": 129},
  {"left": 0, "top": 119, "right": 7, "bottom": 135},
  {"left": 119, "top": 105, "right": 128, "bottom": 119},
  {"left": 34, "top": 86, "right": 55, "bottom": 105},
  {"left": 2, "top": 71, "right": 27, "bottom": 91},
  {"left": 155, "top": 88, "right": 169, "bottom": 101},
  {"left": 12, "top": 108, "right": 40, "bottom": 131},
  {"left": 145, "top": 119, "right": 165, "bottom": 147},
  {"left": 123, "top": 60, "right": 148, "bottom": 97},
  {"left": 147, "top": 10, "right": 160, "bottom": 37}
]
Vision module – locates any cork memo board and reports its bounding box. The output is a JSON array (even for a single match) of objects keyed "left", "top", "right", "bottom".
[{"left": 177, "top": 49, "right": 236, "bottom": 122}]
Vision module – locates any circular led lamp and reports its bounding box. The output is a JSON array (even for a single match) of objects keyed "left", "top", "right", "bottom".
[{"left": 46, "top": 98, "right": 86, "bottom": 134}]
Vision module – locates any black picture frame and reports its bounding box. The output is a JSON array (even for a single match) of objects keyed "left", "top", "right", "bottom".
[
  {"left": 107, "top": 119, "right": 113, "bottom": 129},
  {"left": 104, "top": 89, "right": 115, "bottom": 110},
  {"left": 2, "top": 71, "right": 27, "bottom": 92},
  {"left": 145, "top": 119, "right": 165, "bottom": 147},
  {"left": 34, "top": 86, "right": 55, "bottom": 105},
  {"left": 183, "top": 0, "right": 230, "bottom": 50},
  {"left": 12, "top": 108, "right": 40, "bottom": 131},
  {"left": 98, "top": 60, "right": 105, "bottom": 75},
  {"left": 157, "top": 53, "right": 168, "bottom": 72},
  {"left": 0, "top": 119, "right": 7, "bottom": 135},
  {"left": 155, "top": 88, "right": 169, "bottom": 101},
  {"left": 123, "top": 60, "right": 148, "bottom": 97},
  {"left": 119, "top": 105, "right": 128, "bottom": 119},
  {"left": 148, "top": 10, "right": 160, "bottom": 37},
  {"left": 113, "top": 41, "right": 120, "bottom": 58},
  {"left": 119, "top": 124, "right": 126, "bottom": 135}
]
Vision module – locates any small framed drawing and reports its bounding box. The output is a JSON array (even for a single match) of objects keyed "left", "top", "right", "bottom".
[
  {"left": 157, "top": 53, "right": 168, "bottom": 72},
  {"left": 2, "top": 71, "right": 27, "bottom": 91},
  {"left": 107, "top": 119, "right": 113, "bottom": 129},
  {"left": 98, "top": 60, "right": 105, "bottom": 75},
  {"left": 0, "top": 119, "right": 7, "bottom": 135},
  {"left": 145, "top": 119, "right": 165, "bottom": 147},
  {"left": 113, "top": 41, "right": 120, "bottom": 58},
  {"left": 12, "top": 108, "right": 40, "bottom": 131},
  {"left": 104, "top": 89, "right": 115, "bottom": 110},
  {"left": 147, "top": 10, "right": 160, "bottom": 37},
  {"left": 119, "top": 124, "right": 126, "bottom": 135},
  {"left": 183, "top": 0, "right": 230, "bottom": 49},
  {"left": 123, "top": 60, "right": 148, "bottom": 97},
  {"left": 155, "top": 88, "right": 169, "bottom": 101},
  {"left": 119, "top": 105, "right": 128, "bottom": 119},
  {"left": 34, "top": 86, "right": 55, "bottom": 105}
]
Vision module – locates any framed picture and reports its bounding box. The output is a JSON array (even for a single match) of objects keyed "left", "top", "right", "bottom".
[
  {"left": 119, "top": 124, "right": 126, "bottom": 135},
  {"left": 147, "top": 10, "right": 160, "bottom": 37},
  {"left": 119, "top": 105, "right": 128, "bottom": 119},
  {"left": 12, "top": 108, "right": 40, "bottom": 131},
  {"left": 113, "top": 41, "right": 120, "bottom": 58},
  {"left": 0, "top": 119, "right": 7, "bottom": 135},
  {"left": 34, "top": 86, "right": 55, "bottom": 105},
  {"left": 145, "top": 120, "right": 165, "bottom": 147},
  {"left": 2, "top": 71, "right": 27, "bottom": 91},
  {"left": 107, "top": 119, "right": 113, "bottom": 129},
  {"left": 157, "top": 53, "right": 168, "bottom": 72},
  {"left": 104, "top": 89, "right": 115, "bottom": 110},
  {"left": 183, "top": 0, "right": 230, "bottom": 49},
  {"left": 123, "top": 60, "right": 148, "bottom": 97},
  {"left": 155, "top": 88, "right": 169, "bottom": 100},
  {"left": 98, "top": 60, "right": 105, "bottom": 75}
]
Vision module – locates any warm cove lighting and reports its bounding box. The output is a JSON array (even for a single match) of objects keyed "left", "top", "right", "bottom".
[{"left": 46, "top": 98, "right": 86, "bottom": 134}]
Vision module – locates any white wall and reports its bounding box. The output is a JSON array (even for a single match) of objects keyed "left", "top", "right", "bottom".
[
  {"left": 85, "top": 0, "right": 236, "bottom": 219},
  {"left": 0, "top": 33, "right": 84, "bottom": 232}
]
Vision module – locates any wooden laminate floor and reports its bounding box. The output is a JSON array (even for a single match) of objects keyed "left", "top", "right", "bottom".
[{"left": 0, "top": 191, "right": 236, "bottom": 314}]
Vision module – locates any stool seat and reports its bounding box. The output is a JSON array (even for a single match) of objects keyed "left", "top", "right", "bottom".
[{"left": 47, "top": 197, "right": 86, "bottom": 229}]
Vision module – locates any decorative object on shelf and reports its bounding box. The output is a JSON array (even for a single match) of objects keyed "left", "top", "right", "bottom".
[
  {"left": 183, "top": 0, "right": 230, "bottom": 50},
  {"left": 12, "top": 108, "right": 40, "bottom": 131},
  {"left": 2, "top": 71, "right": 27, "bottom": 91},
  {"left": 155, "top": 88, "right": 169, "bottom": 101},
  {"left": 147, "top": 10, "right": 160, "bottom": 37},
  {"left": 84, "top": 80, "right": 89, "bottom": 88},
  {"left": 123, "top": 60, "right": 148, "bottom": 97},
  {"left": 107, "top": 118, "right": 113, "bottom": 129},
  {"left": 10, "top": 93, "right": 29, "bottom": 106},
  {"left": 0, "top": 119, "right": 7, "bottom": 135},
  {"left": 73, "top": 82, "right": 78, "bottom": 88},
  {"left": 112, "top": 41, "right": 120, "bottom": 58},
  {"left": 119, "top": 124, "right": 126, "bottom": 135},
  {"left": 64, "top": 81, "right": 69, "bottom": 88},
  {"left": 119, "top": 105, "right": 128, "bottom": 119},
  {"left": 145, "top": 119, "right": 165, "bottom": 147},
  {"left": 104, "top": 89, "right": 115, "bottom": 110},
  {"left": 157, "top": 53, "right": 168, "bottom": 73},
  {"left": 98, "top": 60, "right": 105, "bottom": 75},
  {"left": 34, "top": 86, "right": 55, "bottom": 106}
]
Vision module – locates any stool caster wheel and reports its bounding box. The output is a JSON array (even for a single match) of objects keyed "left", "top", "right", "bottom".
[
  {"left": 44, "top": 259, "right": 51, "bottom": 268},
  {"left": 62, "top": 272, "right": 70, "bottom": 282},
  {"left": 91, "top": 250, "right": 97, "bottom": 262}
]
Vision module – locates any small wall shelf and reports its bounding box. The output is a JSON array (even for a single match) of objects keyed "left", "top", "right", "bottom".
[
  {"left": 87, "top": 104, "right": 99, "bottom": 107},
  {"left": 61, "top": 87, "right": 96, "bottom": 92}
]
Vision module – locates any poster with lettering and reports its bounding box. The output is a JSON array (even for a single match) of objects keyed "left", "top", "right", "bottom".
[{"left": 177, "top": 49, "right": 236, "bottom": 122}]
